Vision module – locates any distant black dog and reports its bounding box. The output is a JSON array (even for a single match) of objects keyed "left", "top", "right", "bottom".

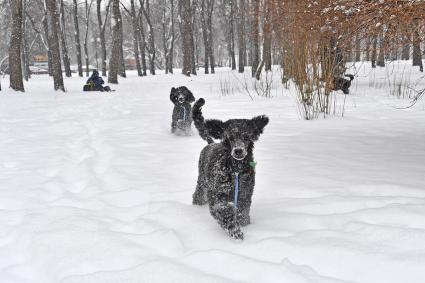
[
  {"left": 333, "top": 74, "right": 354, "bottom": 94},
  {"left": 170, "top": 86, "right": 195, "bottom": 135},
  {"left": 192, "top": 98, "right": 269, "bottom": 240}
]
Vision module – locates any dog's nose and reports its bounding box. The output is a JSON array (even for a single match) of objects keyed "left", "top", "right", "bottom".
[{"left": 234, "top": 148, "right": 243, "bottom": 156}]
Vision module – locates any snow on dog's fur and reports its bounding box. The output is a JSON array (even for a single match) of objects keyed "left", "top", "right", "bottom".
[
  {"left": 192, "top": 98, "right": 269, "bottom": 240},
  {"left": 170, "top": 86, "right": 195, "bottom": 135}
]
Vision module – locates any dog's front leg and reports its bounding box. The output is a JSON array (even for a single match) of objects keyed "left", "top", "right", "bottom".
[
  {"left": 236, "top": 178, "right": 254, "bottom": 227},
  {"left": 171, "top": 108, "right": 178, "bottom": 133},
  {"left": 237, "top": 202, "right": 251, "bottom": 227},
  {"left": 208, "top": 174, "right": 243, "bottom": 240}
]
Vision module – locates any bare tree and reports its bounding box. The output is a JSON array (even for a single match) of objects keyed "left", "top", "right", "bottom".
[
  {"left": 96, "top": 0, "right": 110, "bottom": 76},
  {"left": 130, "top": 0, "right": 142, "bottom": 76},
  {"left": 45, "top": 0, "right": 65, "bottom": 91},
  {"left": 377, "top": 27, "right": 385, "bottom": 67},
  {"left": 262, "top": 0, "right": 272, "bottom": 71},
  {"left": 137, "top": 3, "right": 147, "bottom": 76},
  {"left": 200, "top": 0, "right": 210, "bottom": 73},
  {"left": 108, "top": 0, "right": 121, "bottom": 83},
  {"left": 59, "top": 0, "right": 72, "bottom": 77},
  {"left": 237, "top": 0, "right": 245, "bottom": 73},
  {"left": 412, "top": 18, "right": 423, "bottom": 72},
  {"left": 141, "top": 0, "right": 155, "bottom": 75},
  {"left": 168, "top": 0, "right": 175, "bottom": 73},
  {"left": 118, "top": 12, "right": 126, "bottom": 78},
  {"left": 207, "top": 0, "right": 214, "bottom": 73},
  {"left": 229, "top": 0, "right": 236, "bottom": 70},
  {"left": 73, "top": 0, "right": 83, "bottom": 76},
  {"left": 371, "top": 35, "right": 377, "bottom": 68},
  {"left": 180, "top": 0, "right": 195, "bottom": 76},
  {"left": 83, "top": 0, "right": 94, "bottom": 76},
  {"left": 9, "top": 0, "right": 25, "bottom": 91},
  {"left": 250, "top": 0, "right": 259, "bottom": 77},
  {"left": 160, "top": 0, "right": 175, "bottom": 74},
  {"left": 41, "top": 0, "right": 53, "bottom": 76},
  {"left": 22, "top": 0, "right": 30, "bottom": 81},
  {"left": 402, "top": 32, "right": 410, "bottom": 61},
  {"left": 190, "top": 0, "right": 197, "bottom": 75},
  {"left": 355, "top": 34, "right": 361, "bottom": 62}
]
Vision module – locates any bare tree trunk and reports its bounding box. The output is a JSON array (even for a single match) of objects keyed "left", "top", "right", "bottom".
[
  {"left": 168, "top": 0, "right": 174, "bottom": 73},
  {"left": 142, "top": 0, "right": 155, "bottom": 75},
  {"left": 59, "top": 0, "right": 72, "bottom": 77},
  {"left": 22, "top": 0, "right": 30, "bottom": 81},
  {"left": 346, "top": 32, "right": 353, "bottom": 63},
  {"left": 377, "top": 28, "right": 385, "bottom": 67},
  {"left": 46, "top": 0, "right": 65, "bottom": 91},
  {"left": 413, "top": 19, "right": 423, "bottom": 72},
  {"left": 118, "top": 6, "right": 126, "bottom": 78},
  {"left": 263, "top": 0, "right": 272, "bottom": 71},
  {"left": 251, "top": 0, "right": 259, "bottom": 77},
  {"left": 130, "top": 0, "right": 142, "bottom": 76},
  {"left": 371, "top": 35, "right": 377, "bottom": 68},
  {"left": 96, "top": 0, "right": 108, "bottom": 76},
  {"left": 201, "top": 0, "right": 210, "bottom": 74},
  {"left": 402, "top": 30, "right": 410, "bottom": 61},
  {"left": 9, "top": 0, "right": 25, "bottom": 91},
  {"left": 255, "top": 60, "right": 264, "bottom": 80},
  {"left": 42, "top": 7, "right": 53, "bottom": 76},
  {"left": 207, "top": 0, "right": 215, "bottom": 73},
  {"left": 161, "top": 1, "right": 170, "bottom": 74},
  {"left": 84, "top": 0, "right": 92, "bottom": 77},
  {"left": 119, "top": 45, "right": 126, "bottom": 77},
  {"left": 229, "top": 0, "right": 236, "bottom": 70},
  {"left": 73, "top": 0, "right": 83, "bottom": 76},
  {"left": 355, "top": 34, "right": 361, "bottom": 62},
  {"left": 108, "top": 0, "right": 121, "bottom": 83},
  {"left": 137, "top": 8, "right": 147, "bottom": 76},
  {"left": 180, "top": 0, "right": 194, "bottom": 76},
  {"left": 201, "top": 0, "right": 209, "bottom": 74},
  {"left": 365, "top": 37, "right": 371, "bottom": 62},
  {"left": 191, "top": 0, "right": 197, "bottom": 75},
  {"left": 237, "top": 0, "right": 245, "bottom": 73}
]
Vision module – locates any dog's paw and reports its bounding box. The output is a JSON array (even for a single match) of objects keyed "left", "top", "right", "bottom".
[
  {"left": 228, "top": 226, "right": 244, "bottom": 240},
  {"left": 192, "top": 197, "right": 207, "bottom": 206},
  {"left": 238, "top": 214, "right": 250, "bottom": 227}
]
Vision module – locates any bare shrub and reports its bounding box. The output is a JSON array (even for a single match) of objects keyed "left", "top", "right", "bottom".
[{"left": 273, "top": 0, "right": 425, "bottom": 119}]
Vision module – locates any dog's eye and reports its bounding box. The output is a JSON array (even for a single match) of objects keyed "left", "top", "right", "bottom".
[
  {"left": 242, "top": 134, "right": 250, "bottom": 141},
  {"left": 226, "top": 135, "right": 234, "bottom": 142}
]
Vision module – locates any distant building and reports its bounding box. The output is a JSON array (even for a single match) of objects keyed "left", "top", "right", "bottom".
[
  {"left": 33, "top": 54, "right": 49, "bottom": 69},
  {"left": 31, "top": 54, "right": 49, "bottom": 74},
  {"left": 125, "top": 58, "right": 136, "bottom": 70}
]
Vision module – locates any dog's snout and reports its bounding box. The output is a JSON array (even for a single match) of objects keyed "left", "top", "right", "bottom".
[{"left": 231, "top": 145, "right": 247, "bottom": 160}]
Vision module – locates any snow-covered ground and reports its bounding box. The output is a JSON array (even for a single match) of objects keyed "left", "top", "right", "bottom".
[{"left": 1, "top": 62, "right": 425, "bottom": 283}]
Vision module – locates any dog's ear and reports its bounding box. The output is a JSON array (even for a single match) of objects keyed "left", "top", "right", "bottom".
[
  {"left": 205, "top": 119, "right": 225, "bottom": 140},
  {"left": 251, "top": 115, "right": 269, "bottom": 140},
  {"left": 170, "top": 87, "right": 178, "bottom": 103},
  {"left": 186, "top": 89, "right": 195, "bottom": 103}
]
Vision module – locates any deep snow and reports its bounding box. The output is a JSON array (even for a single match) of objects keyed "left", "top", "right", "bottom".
[{"left": 1, "top": 63, "right": 425, "bottom": 283}]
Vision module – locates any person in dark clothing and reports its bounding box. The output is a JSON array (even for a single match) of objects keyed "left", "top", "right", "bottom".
[
  {"left": 84, "top": 70, "right": 111, "bottom": 91},
  {"left": 86, "top": 70, "right": 104, "bottom": 90}
]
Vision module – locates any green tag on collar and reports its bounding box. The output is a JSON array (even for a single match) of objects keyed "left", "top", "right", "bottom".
[{"left": 249, "top": 161, "right": 257, "bottom": 169}]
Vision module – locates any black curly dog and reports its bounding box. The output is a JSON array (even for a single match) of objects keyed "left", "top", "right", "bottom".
[
  {"left": 333, "top": 74, "right": 354, "bottom": 94},
  {"left": 170, "top": 86, "right": 195, "bottom": 135},
  {"left": 192, "top": 98, "right": 269, "bottom": 240}
]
